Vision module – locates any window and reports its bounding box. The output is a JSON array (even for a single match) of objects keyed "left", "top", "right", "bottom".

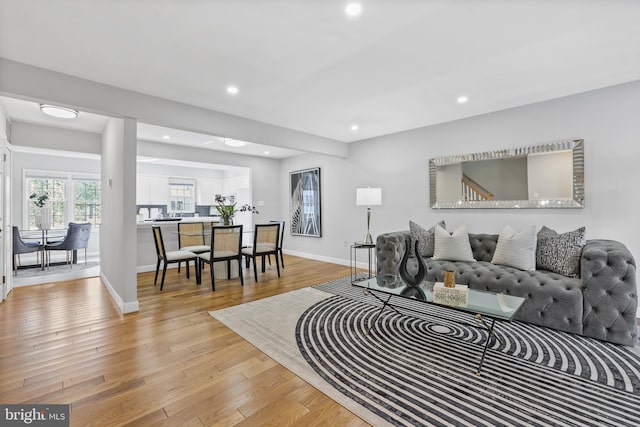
[
  {"left": 26, "top": 177, "right": 66, "bottom": 229},
  {"left": 25, "top": 171, "right": 101, "bottom": 230},
  {"left": 74, "top": 180, "right": 101, "bottom": 226},
  {"left": 169, "top": 179, "right": 195, "bottom": 213}
]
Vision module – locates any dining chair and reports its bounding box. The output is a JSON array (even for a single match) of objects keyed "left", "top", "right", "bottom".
[
  {"left": 177, "top": 222, "right": 209, "bottom": 273},
  {"left": 268, "top": 220, "right": 285, "bottom": 269},
  {"left": 44, "top": 222, "right": 92, "bottom": 268},
  {"left": 198, "top": 225, "right": 243, "bottom": 291},
  {"left": 242, "top": 223, "right": 281, "bottom": 282},
  {"left": 152, "top": 225, "right": 201, "bottom": 290},
  {"left": 12, "top": 226, "right": 44, "bottom": 273}
]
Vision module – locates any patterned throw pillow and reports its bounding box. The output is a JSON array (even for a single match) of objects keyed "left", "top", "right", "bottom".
[
  {"left": 536, "top": 226, "right": 586, "bottom": 277},
  {"left": 409, "top": 220, "right": 445, "bottom": 257}
]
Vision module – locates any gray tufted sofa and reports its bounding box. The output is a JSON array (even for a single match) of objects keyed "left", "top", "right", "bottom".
[{"left": 376, "top": 230, "right": 638, "bottom": 346}]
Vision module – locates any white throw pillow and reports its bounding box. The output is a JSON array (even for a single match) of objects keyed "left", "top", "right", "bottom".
[
  {"left": 432, "top": 224, "right": 476, "bottom": 262},
  {"left": 491, "top": 225, "right": 537, "bottom": 271}
]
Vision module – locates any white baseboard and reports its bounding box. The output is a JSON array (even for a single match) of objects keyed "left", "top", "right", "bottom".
[
  {"left": 283, "top": 249, "right": 349, "bottom": 267},
  {"left": 100, "top": 272, "right": 139, "bottom": 313},
  {"left": 283, "top": 249, "right": 374, "bottom": 271}
]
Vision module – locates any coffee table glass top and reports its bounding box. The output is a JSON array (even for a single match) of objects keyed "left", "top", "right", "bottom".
[{"left": 353, "top": 274, "right": 525, "bottom": 321}]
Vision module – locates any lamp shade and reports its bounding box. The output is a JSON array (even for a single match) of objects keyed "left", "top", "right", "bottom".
[{"left": 356, "top": 188, "right": 382, "bottom": 206}]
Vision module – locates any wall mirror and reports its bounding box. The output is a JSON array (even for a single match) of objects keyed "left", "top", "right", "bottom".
[{"left": 429, "top": 139, "right": 584, "bottom": 209}]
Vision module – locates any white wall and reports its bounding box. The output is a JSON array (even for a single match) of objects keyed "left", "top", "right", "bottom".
[
  {"left": 0, "top": 103, "right": 6, "bottom": 138},
  {"left": 282, "top": 80, "right": 640, "bottom": 269},
  {"left": 100, "top": 117, "right": 138, "bottom": 313},
  {"left": 10, "top": 122, "right": 101, "bottom": 154}
]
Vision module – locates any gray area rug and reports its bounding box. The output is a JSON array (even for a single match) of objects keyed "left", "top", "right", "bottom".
[{"left": 211, "top": 277, "right": 640, "bottom": 427}]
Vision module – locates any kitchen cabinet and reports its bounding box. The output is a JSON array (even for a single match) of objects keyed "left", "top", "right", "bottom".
[
  {"left": 136, "top": 175, "right": 169, "bottom": 205},
  {"left": 198, "top": 178, "right": 223, "bottom": 205}
]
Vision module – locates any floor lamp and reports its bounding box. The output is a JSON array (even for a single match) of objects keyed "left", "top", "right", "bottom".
[{"left": 356, "top": 187, "right": 382, "bottom": 245}]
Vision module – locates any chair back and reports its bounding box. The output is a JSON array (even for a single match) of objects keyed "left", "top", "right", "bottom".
[
  {"left": 152, "top": 226, "right": 167, "bottom": 259},
  {"left": 178, "top": 222, "right": 205, "bottom": 248},
  {"left": 210, "top": 225, "right": 243, "bottom": 259},
  {"left": 12, "top": 226, "right": 41, "bottom": 255},
  {"left": 269, "top": 220, "right": 285, "bottom": 250},
  {"left": 252, "top": 223, "right": 280, "bottom": 255},
  {"left": 63, "top": 222, "right": 92, "bottom": 250}
]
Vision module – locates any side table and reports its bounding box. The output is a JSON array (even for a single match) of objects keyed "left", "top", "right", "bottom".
[{"left": 350, "top": 241, "right": 376, "bottom": 284}]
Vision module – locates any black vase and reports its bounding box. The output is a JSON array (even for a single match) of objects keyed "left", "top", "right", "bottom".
[{"left": 399, "top": 239, "right": 427, "bottom": 287}]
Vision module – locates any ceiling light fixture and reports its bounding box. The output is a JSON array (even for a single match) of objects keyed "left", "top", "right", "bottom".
[
  {"left": 226, "top": 86, "right": 239, "bottom": 95},
  {"left": 39, "top": 104, "right": 78, "bottom": 119},
  {"left": 457, "top": 95, "right": 469, "bottom": 104},
  {"left": 345, "top": 2, "right": 362, "bottom": 17},
  {"left": 351, "top": 124, "right": 359, "bottom": 131},
  {"left": 162, "top": 135, "right": 171, "bottom": 140},
  {"left": 224, "top": 138, "right": 247, "bottom": 147},
  {"left": 264, "top": 151, "right": 270, "bottom": 155}
]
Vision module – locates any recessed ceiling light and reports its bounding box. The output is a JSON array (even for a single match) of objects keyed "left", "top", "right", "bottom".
[
  {"left": 227, "top": 86, "right": 239, "bottom": 95},
  {"left": 224, "top": 138, "right": 246, "bottom": 147},
  {"left": 162, "top": 135, "right": 171, "bottom": 140},
  {"left": 39, "top": 104, "right": 78, "bottom": 119},
  {"left": 345, "top": 2, "right": 362, "bottom": 17},
  {"left": 351, "top": 124, "right": 359, "bottom": 131},
  {"left": 457, "top": 95, "right": 469, "bottom": 104},
  {"left": 264, "top": 151, "right": 270, "bottom": 155}
]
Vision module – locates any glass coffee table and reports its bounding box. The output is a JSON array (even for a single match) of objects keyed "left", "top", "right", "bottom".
[{"left": 352, "top": 274, "right": 525, "bottom": 376}]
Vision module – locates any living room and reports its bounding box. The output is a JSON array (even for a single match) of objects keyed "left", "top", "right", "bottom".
[{"left": 1, "top": 1, "right": 639, "bottom": 426}]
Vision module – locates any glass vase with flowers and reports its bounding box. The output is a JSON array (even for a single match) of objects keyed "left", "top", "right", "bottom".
[
  {"left": 30, "top": 192, "right": 51, "bottom": 229},
  {"left": 214, "top": 194, "right": 259, "bottom": 225}
]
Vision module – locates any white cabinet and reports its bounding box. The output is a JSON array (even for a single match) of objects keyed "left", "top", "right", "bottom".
[
  {"left": 148, "top": 176, "right": 169, "bottom": 205},
  {"left": 198, "top": 178, "right": 223, "bottom": 205},
  {"left": 136, "top": 175, "right": 169, "bottom": 205},
  {"left": 136, "top": 176, "right": 150, "bottom": 204}
]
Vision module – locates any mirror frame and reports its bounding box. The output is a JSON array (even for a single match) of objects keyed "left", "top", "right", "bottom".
[{"left": 429, "top": 139, "right": 584, "bottom": 209}]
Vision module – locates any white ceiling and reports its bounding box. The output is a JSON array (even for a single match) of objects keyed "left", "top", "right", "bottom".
[
  {"left": 0, "top": 96, "right": 110, "bottom": 133},
  {"left": 1, "top": 1, "right": 640, "bottom": 144},
  {"left": 137, "top": 123, "right": 302, "bottom": 159},
  {"left": 0, "top": 96, "right": 301, "bottom": 159}
]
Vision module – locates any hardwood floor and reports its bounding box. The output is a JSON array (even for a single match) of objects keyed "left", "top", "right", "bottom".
[{"left": 0, "top": 255, "right": 370, "bottom": 426}]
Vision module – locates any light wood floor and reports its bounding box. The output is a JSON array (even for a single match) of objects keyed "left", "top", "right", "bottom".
[{"left": 0, "top": 255, "right": 370, "bottom": 426}]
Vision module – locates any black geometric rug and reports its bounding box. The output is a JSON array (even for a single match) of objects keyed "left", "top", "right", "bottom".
[{"left": 296, "top": 278, "right": 640, "bottom": 426}]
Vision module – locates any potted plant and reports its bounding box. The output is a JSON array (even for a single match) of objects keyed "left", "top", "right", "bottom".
[
  {"left": 214, "top": 194, "right": 259, "bottom": 225},
  {"left": 30, "top": 192, "right": 51, "bottom": 229}
]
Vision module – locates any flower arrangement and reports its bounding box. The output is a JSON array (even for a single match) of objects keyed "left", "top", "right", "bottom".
[
  {"left": 214, "top": 194, "right": 259, "bottom": 225},
  {"left": 29, "top": 192, "right": 49, "bottom": 208}
]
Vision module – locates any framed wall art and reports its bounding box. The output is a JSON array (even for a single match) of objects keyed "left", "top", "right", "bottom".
[{"left": 290, "top": 167, "right": 321, "bottom": 237}]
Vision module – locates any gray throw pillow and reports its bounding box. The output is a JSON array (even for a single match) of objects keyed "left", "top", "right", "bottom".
[
  {"left": 536, "top": 226, "right": 586, "bottom": 277},
  {"left": 409, "top": 220, "right": 445, "bottom": 257},
  {"left": 432, "top": 224, "right": 476, "bottom": 262},
  {"left": 491, "top": 225, "right": 537, "bottom": 271}
]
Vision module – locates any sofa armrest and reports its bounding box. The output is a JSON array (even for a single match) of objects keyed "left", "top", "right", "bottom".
[
  {"left": 376, "top": 230, "right": 410, "bottom": 276},
  {"left": 581, "top": 239, "right": 638, "bottom": 345}
]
